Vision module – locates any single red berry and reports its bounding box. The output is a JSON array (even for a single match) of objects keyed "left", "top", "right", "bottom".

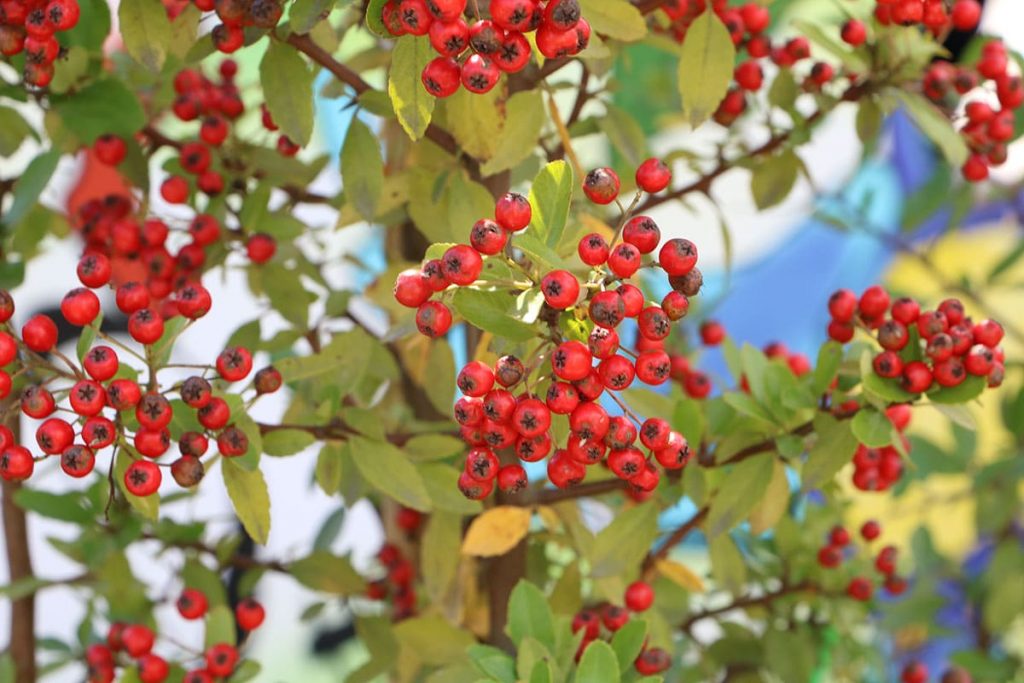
[
  {"left": 93, "top": 134, "right": 127, "bottom": 165},
  {"left": 82, "top": 416, "right": 116, "bottom": 449},
  {"left": 638, "top": 306, "right": 671, "bottom": 341},
  {"left": 861, "top": 520, "right": 881, "bottom": 541},
  {"left": 901, "top": 360, "right": 933, "bottom": 393},
  {"left": 635, "top": 158, "right": 671, "bottom": 193},
  {"left": 442, "top": 244, "right": 483, "bottom": 286},
  {"left": 470, "top": 218, "right": 508, "bottom": 255},
  {"left": 569, "top": 401, "right": 609, "bottom": 441},
  {"left": 582, "top": 167, "right": 620, "bottom": 205},
  {"left": 246, "top": 233, "right": 276, "bottom": 263},
  {"left": 235, "top": 597, "right": 265, "bottom": 630},
  {"left": 160, "top": 175, "right": 189, "bottom": 204},
  {"left": 120, "top": 624, "right": 155, "bottom": 658},
  {"left": 588, "top": 291, "right": 626, "bottom": 329},
  {"left": 172, "top": 455, "right": 205, "bottom": 487},
  {"left": 177, "top": 588, "right": 209, "bottom": 620},
  {"left": 217, "top": 347, "right": 253, "bottom": 382},
  {"left": 577, "top": 233, "right": 610, "bottom": 266},
  {"left": 950, "top": 0, "right": 981, "bottom": 31},
  {"left": 624, "top": 581, "right": 654, "bottom": 611},
  {"left": 700, "top": 320, "right": 726, "bottom": 345},
  {"left": 60, "top": 287, "right": 100, "bottom": 326},
  {"left": 607, "top": 243, "right": 641, "bottom": 278},
  {"left": 0, "top": 445, "right": 33, "bottom": 482},
  {"left": 205, "top": 643, "right": 240, "bottom": 678},
  {"left": 422, "top": 56, "right": 461, "bottom": 97},
  {"left": 415, "top": 301, "right": 452, "bottom": 338},
  {"left": 817, "top": 545, "right": 843, "bottom": 568},
  {"left": 128, "top": 309, "right": 165, "bottom": 345},
  {"left": 634, "top": 648, "right": 671, "bottom": 675},
  {"left": 734, "top": 59, "right": 764, "bottom": 90},
  {"left": 36, "top": 418, "right": 74, "bottom": 455},
  {"left": 653, "top": 430, "right": 690, "bottom": 469},
  {"left": 198, "top": 397, "right": 231, "bottom": 430},
  {"left": 635, "top": 350, "right": 671, "bottom": 386},
  {"left": 116, "top": 282, "right": 151, "bottom": 314},
  {"left": 658, "top": 238, "right": 698, "bottom": 276},
  {"left": 973, "top": 319, "right": 1004, "bottom": 347},
  {"left": 22, "top": 314, "right": 58, "bottom": 352},
  {"left": 551, "top": 340, "right": 592, "bottom": 381},
  {"left": 841, "top": 18, "right": 867, "bottom": 46},
  {"left": 873, "top": 350, "right": 903, "bottom": 378},
  {"left": 546, "top": 449, "right": 585, "bottom": 489},
  {"left": 458, "top": 361, "right": 495, "bottom": 397},
  {"left": 858, "top": 285, "right": 890, "bottom": 318},
  {"left": 494, "top": 355, "right": 524, "bottom": 387},
  {"left": 107, "top": 379, "right": 142, "bottom": 410},
  {"left": 135, "top": 428, "right": 171, "bottom": 458},
  {"left": 846, "top": 576, "right": 873, "bottom": 601},
  {"left": 495, "top": 192, "right": 531, "bottom": 231},
  {"left": 461, "top": 54, "right": 500, "bottom": 93},
  {"left": 622, "top": 216, "right": 661, "bottom": 254}
]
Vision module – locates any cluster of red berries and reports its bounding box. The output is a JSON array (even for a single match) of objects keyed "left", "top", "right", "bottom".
[
  {"left": 366, "top": 543, "right": 418, "bottom": 620},
  {"left": 817, "top": 522, "right": 908, "bottom": 600},
  {"left": 844, "top": 403, "right": 910, "bottom": 492},
  {"left": 901, "top": 662, "right": 974, "bottom": 683},
  {"left": 921, "top": 41, "right": 1022, "bottom": 182},
  {"left": 827, "top": 287, "right": 1005, "bottom": 393},
  {"left": 872, "top": 0, "right": 981, "bottom": 33},
  {"left": 182, "top": 0, "right": 283, "bottom": 54},
  {"left": 654, "top": 1, "right": 829, "bottom": 125},
  {"left": 381, "top": 0, "right": 589, "bottom": 97},
  {"left": 0, "top": 283, "right": 282, "bottom": 495},
  {"left": 0, "top": 0, "right": 79, "bottom": 87},
  {"left": 571, "top": 581, "right": 669, "bottom": 674},
  {"left": 394, "top": 158, "right": 704, "bottom": 500},
  {"left": 86, "top": 595, "right": 262, "bottom": 683}
]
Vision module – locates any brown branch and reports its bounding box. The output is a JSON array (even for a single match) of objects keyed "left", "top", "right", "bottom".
[
  {"left": 641, "top": 505, "right": 708, "bottom": 576},
  {"left": 705, "top": 421, "right": 817, "bottom": 468},
  {"left": 2, "top": 402, "right": 35, "bottom": 683},
  {"left": 285, "top": 32, "right": 485, "bottom": 184},
  {"left": 525, "top": 477, "right": 629, "bottom": 505},
  {"left": 680, "top": 581, "right": 818, "bottom": 631},
  {"left": 141, "top": 125, "right": 182, "bottom": 151},
  {"left": 635, "top": 83, "right": 871, "bottom": 214}
]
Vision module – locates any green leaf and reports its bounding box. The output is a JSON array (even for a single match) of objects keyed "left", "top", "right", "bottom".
[
  {"left": 529, "top": 661, "right": 554, "bottom": 683},
  {"left": 677, "top": 9, "right": 736, "bottom": 128},
  {"left": 222, "top": 459, "right": 271, "bottom": 545},
  {"left": 389, "top": 36, "right": 436, "bottom": 140},
  {"left": 527, "top": 160, "right": 574, "bottom": 248},
  {"left": 851, "top": 408, "right": 894, "bottom": 448},
  {"left": 578, "top": 0, "right": 646, "bottom": 42},
  {"left": 289, "top": 551, "right": 366, "bottom": 594},
  {"left": 0, "top": 107, "right": 35, "bottom": 156},
  {"left": 480, "top": 90, "right": 545, "bottom": 175},
  {"left": 706, "top": 454, "right": 774, "bottom": 537},
  {"left": 506, "top": 580, "right": 556, "bottom": 648},
  {"left": 404, "top": 434, "right": 463, "bottom": 462},
  {"left": 228, "top": 660, "right": 262, "bottom": 683},
  {"left": 261, "top": 40, "right": 315, "bottom": 146},
  {"left": 276, "top": 330, "right": 374, "bottom": 382},
  {"left": 204, "top": 605, "right": 236, "bottom": 647},
  {"left": 114, "top": 450, "right": 160, "bottom": 521},
  {"left": 182, "top": 558, "right": 228, "bottom": 607},
  {"left": 0, "top": 577, "right": 51, "bottom": 601},
  {"left": 14, "top": 489, "right": 92, "bottom": 524},
  {"left": 53, "top": 79, "right": 145, "bottom": 143},
  {"left": 751, "top": 150, "right": 800, "bottom": 210},
  {"left": 589, "top": 503, "right": 659, "bottom": 578},
  {"left": 419, "top": 463, "right": 483, "bottom": 514},
  {"left": 118, "top": 0, "right": 172, "bottom": 72},
  {"left": 452, "top": 288, "right": 537, "bottom": 341},
  {"left": 395, "top": 616, "right": 476, "bottom": 666},
  {"left": 262, "top": 429, "right": 317, "bottom": 456},
  {"left": 289, "top": 0, "right": 337, "bottom": 33},
  {"left": 856, "top": 99, "right": 884, "bottom": 144},
  {"left": 514, "top": 233, "right": 570, "bottom": 272},
  {"left": 811, "top": 341, "right": 842, "bottom": 395},
  {"left": 893, "top": 90, "right": 969, "bottom": 167},
  {"left": 365, "top": 0, "right": 390, "bottom": 37},
  {"left": 709, "top": 534, "right": 746, "bottom": 594},
  {"left": 62, "top": 0, "right": 111, "bottom": 51},
  {"left": 610, "top": 619, "right": 647, "bottom": 674},
  {"left": 801, "top": 414, "right": 859, "bottom": 491},
  {"left": 349, "top": 436, "right": 432, "bottom": 511},
  {"left": 421, "top": 511, "right": 462, "bottom": 605},
  {"left": 468, "top": 644, "right": 517, "bottom": 683},
  {"left": 446, "top": 85, "right": 504, "bottom": 161},
  {"left": 748, "top": 459, "right": 790, "bottom": 535},
  {"left": 598, "top": 104, "right": 649, "bottom": 167},
  {"left": 3, "top": 149, "right": 60, "bottom": 229},
  {"left": 575, "top": 640, "right": 620, "bottom": 683},
  {"left": 341, "top": 118, "right": 384, "bottom": 220},
  {"left": 927, "top": 375, "right": 986, "bottom": 405}
]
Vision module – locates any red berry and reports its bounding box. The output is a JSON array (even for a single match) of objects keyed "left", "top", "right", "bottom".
[
  {"left": 497, "top": 463, "right": 527, "bottom": 493},
  {"left": 461, "top": 54, "right": 500, "bottom": 93},
  {"left": 973, "top": 319, "right": 1003, "bottom": 347},
  {"left": 588, "top": 291, "right": 625, "bottom": 329},
  {"left": 817, "top": 545, "right": 842, "bottom": 568},
  {"left": 177, "top": 588, "right": 209, "bottom": 620},
  {"left": 415, "top": 301, "right": 453, "bottom": 338},
  {"left": 22, "top": 314, "right": 57, "bottom": 352},
  {"left": 658, "top": 238, "right": 698, "bottom": 276},
  {"left": 860, "top": 520, "right": 881, "bottom": 541},
  {"left": 422, "top": 57, "right": 461, "bottom": 97},
  {"left": 622, "top": 215, "right": 661, "bottom": 254},
  {"left": 0, "top": 446, "right": 33, "bottom": 482},
  {"left": 634, "top": 648, "right": 671, "bottom": 675},
  {"left": 36, "top": 418, "right": 74, "bottom": 454},
  {"left": 172, "top": 455, "right": 205, "bottom": 488},
  {"left": 216, "top": 346, "right": 253, "bottom": 382},
  {"left": 247, "top": 233, "right": 276, "bottom": 263},
  {"left": 607, "top": 243, "right": 641, "bottom": 278},
  {"left": 577, "top": 233, "right": 610, "bottom": 266},
  {"left": 846, "top": 576, "right": 873, "bottom": 601},
  {"left": 840, "top": 19, "right": 867, "bottom": 46},
  {"left": 93, "top": 134, "right": 127, "bottom": 165},
  {"left": 121, "top": 624, "right": 155, "bottom": 658},
  {"left": 205, "top": 643, "right": 239, "bottom": 678},
  {"left": 457, "top": 360, "right": 495, "bottom": 397},
  {"left": 551, "top": 340, "right": 592, "bottom": 381},
  {"left": 495, "top": 192, "right": 532, "bottom": 231},
  {"left": 635, "top": 158, "right": 672, "bottom": 193},
  {"left": 540, "top": 270, "right": 580, "bottom": 309},
  {"left": 160, "top": 175, "right": 189, "bottom": 204},
  {"left": 442, "top": 244, "right": 483, "bottom": 286},
  {"left": 60, "top": 287, "right": 100, "bottom": 326},
  {"left": 624, "top": 580, "right": 654, "bottom": 611},
  {"left": 582, "top": 167, "right": 620, "bottom": 205},
  {"left": 198, "top": 397, "right": 231, "bottom": 430},
  {"left": 950, "top": 0, "right": 981, "bottom": 31},
  {"left": 235, "top": 597, "right": 265, "bottom": 630},
  {"left": 128, "top": 309, "right": 165, "bottom": 345}
]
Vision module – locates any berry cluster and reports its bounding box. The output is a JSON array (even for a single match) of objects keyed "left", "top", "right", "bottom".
[
  {"left": 394, "top": 158, "right": 706, "bottom": 499},
  {"left": 381, "top": 0, "right": 590, "bottom": 97},
  {"left": 849, "top": 404, "right": 911, "bottom": 492},
  {"left": 0, "top": 0, "right": 80, "bottom": 87},
  {"left": 0, "top": 284, "right": 282, "bottom": 495},
  {"left": 365, "top": 543, "right": 418, "bottom": 620},
  {"left": 571, "top": 581, "right": 669, "bottom": 675},
  {"left": 654, "top": 1, "right": 833, "bottom": 125},
  {"left": 187, "top": 0, "right": 284, "bottom": 54},
  {"left": 872, "top": 0, "right": 981, "bottom": 33},
  {"left": 902, "top": 662, "right": 974, "bottom": 683},
  {"left": 827, "top": 287, "right": 1005, "bottom": 392},
  {"left": 87, "top": 595, "right": 263, "bottom": 683},
  {"left": 920, "top": 41, "right": 1023, "bottom": 182},
  {"left": 816, "top": 522, "right": 908, "bottom": 600}
]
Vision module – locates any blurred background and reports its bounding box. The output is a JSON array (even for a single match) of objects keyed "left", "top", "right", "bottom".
[{"left": 1, "top": 0, "right": 1023, "bottom": 680}]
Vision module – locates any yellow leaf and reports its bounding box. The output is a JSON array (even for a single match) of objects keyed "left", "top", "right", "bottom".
[
  {"left": 748, "top": 459, "right": 790, "bottom": 535},
  {"left": 461, "top": 506, "right": 532, "bottom": 557},
  {"left": 655, "top": 558, "right": 706, "bottom": 593}
]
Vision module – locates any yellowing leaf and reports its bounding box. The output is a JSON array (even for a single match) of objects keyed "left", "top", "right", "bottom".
[
  {"left": 389, "top": 36, "right": 436, "bottom": 140},
  {"left": 462, "top": 506, "right": 532, "bottom": 557},
  {"left": 480, "top": 90, "right": 545, "bottom": 176},
  {"left": 677, "top": 10, "right": 736, "bottom": 128},
  {"left": 655, "top": 558, "right": 706, "bottom": 593},
  {"left": 222, "top": 459, "right": 271, "bottom": 545},
  {"left": 260, "top": 40, "right": 316, "bottom": 146},
  {"left": 579, "top": 0, "right": 647, "bottom": 42},
  {"left": 119, "top": 0, "right": 171, "bottom": 72},
  {"left": 748, "top": 460, "right": 790, "bottom": 535},
  {"left": 445, "top": 85, "right": 504, "bottom": 161}
]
